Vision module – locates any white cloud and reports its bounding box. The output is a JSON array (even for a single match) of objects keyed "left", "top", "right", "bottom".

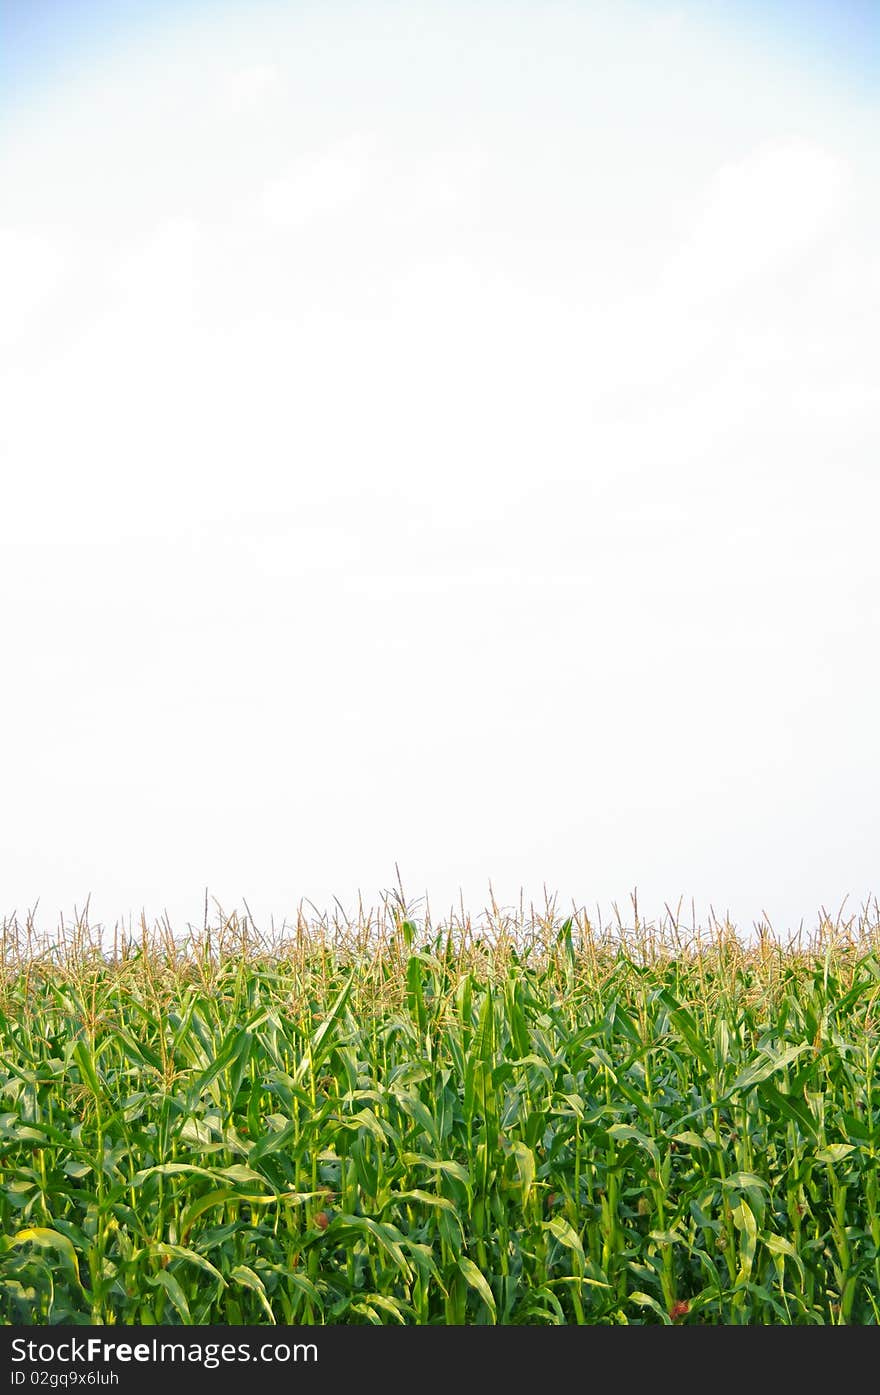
[
  {"left": 258, "top": 138, "right": 374, "bottom": 227},
  {"left": 404, "top": 147, "right": 487, "bottom": 218},
  {"left": 663, "top": 141, "right": 849, "bottom": 303},
  {"left": 0, "top": 228, "right": 69, "bottom": 349},
  {"left": 225, "top": 62, "right": 280, "bottom": 113},
  {"left": 112, "top": 216, "right": 200, "bottom": 303}
]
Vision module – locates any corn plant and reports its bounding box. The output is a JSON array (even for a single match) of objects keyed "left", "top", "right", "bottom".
[{"left": 1, "top": 903, "right": 878, "bottom": 1324}]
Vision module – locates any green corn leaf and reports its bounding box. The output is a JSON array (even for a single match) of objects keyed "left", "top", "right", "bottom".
[
  {"left": 146, "top": 1269, "right": 192, "bottom": 1323},
  {"left": 729, "top": 1044, "right": 810, "bottom": 1094},
  {"left": 458, "top": 1256, "right": 497, "bottom": 1323},
  {"left": 12, "top": 1228, "right": 81, "bottom": 1289},
  {"left": 229, "top": 1265, "right": 276, "bottom": 1324},
  {"left": 148, "top": 1243, "right": 227, "bottom": 1287},
  {"left": 544, "top": 1216, "right": 586, "bottom": 1266}
]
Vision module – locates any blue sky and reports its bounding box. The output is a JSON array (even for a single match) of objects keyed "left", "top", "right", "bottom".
[
  {"left": 1, "top": 0, "right": 141, "bottom": 78},
  {"left": 2, "top": 0, "right": 879, "bottom": 108},
  {"left": 742, "top": 0, "right": 880, "bottom": 75},
  {"left": 3, "top": 0, "right": 878, "bottom": 86},
  {"left": 1, "top": 1, "right": 878, "bottom": 934}
]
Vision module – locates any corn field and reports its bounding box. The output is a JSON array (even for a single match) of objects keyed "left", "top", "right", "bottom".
[{"left": 2, "top": 903, "right": 879, "bottom": 1325}]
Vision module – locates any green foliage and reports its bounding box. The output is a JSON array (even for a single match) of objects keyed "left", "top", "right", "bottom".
[{"left": 1, "top": 914, "right": 879, "bottom": 1324}]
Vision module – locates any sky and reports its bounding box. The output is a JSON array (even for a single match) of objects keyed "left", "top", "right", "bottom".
[{"left": 1, "top": 0, "right": 878, "bottom": 936}]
